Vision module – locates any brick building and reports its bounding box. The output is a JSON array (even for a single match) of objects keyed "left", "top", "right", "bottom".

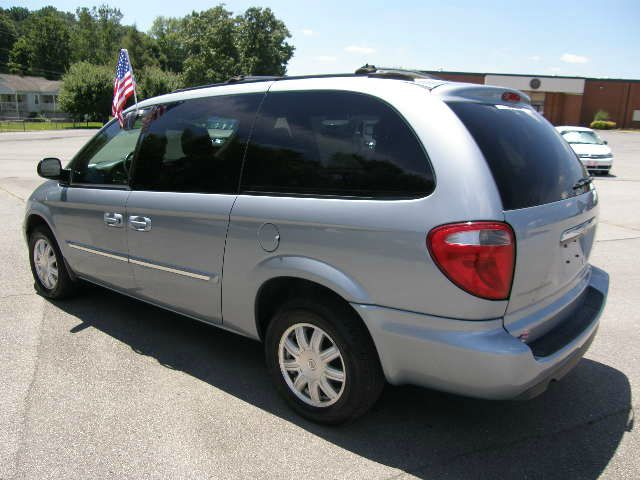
[{"left": 422, "top": 70, "right": 640, "bottom": 129}]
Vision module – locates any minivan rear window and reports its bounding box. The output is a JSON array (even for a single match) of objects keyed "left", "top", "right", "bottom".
[{"left": 447, "top": 102, "right": 588, "bottom": 210}]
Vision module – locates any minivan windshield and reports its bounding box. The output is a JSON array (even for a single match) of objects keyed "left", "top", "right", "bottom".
[
  {"left": 560, "top": 130, "right": 604, "bottom": 145},
  {"left": 448, "top": 102, "right": 588, "bottom": 210}
]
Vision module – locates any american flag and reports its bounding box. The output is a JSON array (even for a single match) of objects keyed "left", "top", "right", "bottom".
[{"left": 112, "top": 49, "right": 136, "bottom": 127}]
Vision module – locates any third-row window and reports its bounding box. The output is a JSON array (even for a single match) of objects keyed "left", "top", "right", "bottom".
[{"left": 241, "top": 90, "right": 435, "bottom": 198}]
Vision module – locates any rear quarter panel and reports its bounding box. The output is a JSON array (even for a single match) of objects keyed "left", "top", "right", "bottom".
[{"left": 221, "top": 79, "right": 509, "bottom": 338}]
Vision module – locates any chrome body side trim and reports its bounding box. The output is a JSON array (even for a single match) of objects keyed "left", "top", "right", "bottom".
[
  {"left": 67, "top": 242, "right": 212, "bottom": 281},
  {"left": 67, "top": 242, "right": 128, "bottom": 262},
  {"left": 129, "top": 258, "right": 211, "bottom": 281}
]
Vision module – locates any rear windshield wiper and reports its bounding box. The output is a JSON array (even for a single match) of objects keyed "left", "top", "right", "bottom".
[{"left": 573, "top": 176, "right": 592, "bottom": 190}]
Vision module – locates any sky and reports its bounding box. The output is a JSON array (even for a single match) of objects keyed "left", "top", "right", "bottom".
[{"left": 7, "top": 0, "right": 640, "bottom": 79}]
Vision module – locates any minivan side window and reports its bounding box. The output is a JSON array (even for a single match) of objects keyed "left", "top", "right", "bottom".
[
  {"left": 70, "top": 116, "right": 143, "bottom": 186},
  {"left": 241, "top": 91, "right": 435, "bottom": 198},
  {"left": 131, "top": 93, "right": 263, "bottom": 194}
]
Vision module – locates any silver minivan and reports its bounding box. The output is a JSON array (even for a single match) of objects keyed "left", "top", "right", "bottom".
[{"left": 25, "top": 69, "right": 609, "bottom": 424}]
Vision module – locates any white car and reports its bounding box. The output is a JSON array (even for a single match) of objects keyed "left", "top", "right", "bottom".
[{"left": 556, "top": 126, "right": 613, "bottom": 175}]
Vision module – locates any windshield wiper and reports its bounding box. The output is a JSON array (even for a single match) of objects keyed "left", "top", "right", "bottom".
[{"left": 573, "top": 176, "right": 592, "bottom": 190}]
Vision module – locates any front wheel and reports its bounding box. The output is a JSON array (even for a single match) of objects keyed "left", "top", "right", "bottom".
[
  {"left": 265, "top": 297, "right": 384, "bottom": 424},
  {"left": 29, "top": 227, "right": 77, "bottom": 299}
]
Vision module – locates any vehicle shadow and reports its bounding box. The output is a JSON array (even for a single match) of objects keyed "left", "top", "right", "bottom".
[
  {"left": 593, "top": 172, "right": 617, "bottom": 178},
  {"left": 54, "top": 285, "right": 632, "bottom": 480}
]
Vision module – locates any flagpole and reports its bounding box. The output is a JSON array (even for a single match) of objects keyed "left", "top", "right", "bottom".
[{"left": 123, "top": 48, "right": 139, "bottom": 113}]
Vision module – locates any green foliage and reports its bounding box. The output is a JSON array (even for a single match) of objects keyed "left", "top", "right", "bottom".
[
  {"left": 181, "top": 6, "right": 240, "bottom": 86},
  {"left": 179, "top": 6, "right": 294, "bottom": 87},
  {"left": 6, "top": 37, "right": 31, "bottom": 75},
  {"left": 0, "top": 13, "right": 17, "bottom": 69},
  {"left": 236, "top": 7, "right": 294, "bottom": 76},
  {"left": 58, "top": 62, "right": 113, "bottom": 122},
  {"left": 72, "top": 6, "right": 124, "bottom": 65},
  {"left": 4, "top": 6, "right": 30, "bottom": 24},
  {"left": 137, "top": 66, "right": 182, "bottom": 99},
  {"left": 0, "top": 120, "right": 103, "bottom": 132},
  {"left": 590, "top": 120, "right": 617, "bottom": 130},
  {"left": 121, "top": 25, "right": 160, "bottom": 71},
  {"left": 7, "top": 8, "right": 72, "bottom": 78},
  {"left": 1, "top": 3, "right": 294, "bottom": 93},
  {"left": 593, "top": 110, "right": 610, "bottom": 122},
  {"left": 149, "top": 16, "right": 187, "bottom": 73}
]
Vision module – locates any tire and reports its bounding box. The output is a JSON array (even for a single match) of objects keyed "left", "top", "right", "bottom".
[
  {"left": 28, "top": 226, "right": 78, "bottom": 299},
  {"left": 265, "top": 295, "right": 385, "bottom": 424}
]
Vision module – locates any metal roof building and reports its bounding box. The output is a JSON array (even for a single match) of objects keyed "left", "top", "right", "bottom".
[{"left": 0, "top": 73, "right": 62, "bottom": 117}]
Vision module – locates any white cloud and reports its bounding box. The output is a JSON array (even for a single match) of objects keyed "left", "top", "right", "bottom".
[
  {"left": 302, "top": 29, "right": 314, "bottom": 36},
  {"left": 529, "top": 55, "right": 541, "bottom": 62},
  {"left": 344, "top": 45, "right": 376, "bottom": 54},
  {"left": 315, "top": 55, "right": 337, "bottom": 62},
  {"left": 560, "top": 53, "right": 589, "bottom": 64}
]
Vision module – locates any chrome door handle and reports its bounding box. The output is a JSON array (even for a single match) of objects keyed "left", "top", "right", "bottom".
[
  {"left": 104, "top": 212, "right": 123, "bottom": 228},
  {"left": 128, "top": 215, "right": 152, "bottom": 232}
]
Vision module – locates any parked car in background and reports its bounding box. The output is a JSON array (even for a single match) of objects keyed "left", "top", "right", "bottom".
[
  {"left": 556, "top": 126, "right": 614, "bottom": 175},
  {"left": 24, "top": 69, "right": 608, "bottom": 424}
]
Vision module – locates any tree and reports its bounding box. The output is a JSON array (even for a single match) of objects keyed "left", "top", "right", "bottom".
[
  {"left": 94, "top": 5, "right": 124, "bottom": 64},
  {"left": 58, "top": 62, "right": 113, "bottom": 121},
  {"left": 137, "top": 66, "right": 182, "bottom": 100},
  {"left": 4, "top": 6, "right": 30, "bottom": 31},
  {"left": 181, "top": 6, "right": 240, "bottom": 86},
  {"left": 121, "top": 25, "right": 160, "bottom": 71},
  {"left": 71, "top": 6, "right": 124, "bottom": 65},
  {"left": 236, "top": 7, "right": 294, "bottom": 76},
  {"left": 149, "top": 16, "right": 187, "bottom": 73},
  {"left": 178, "top": 5, "right": 294, "bottom": 87},
  {"left": 2, "top": 3, "right": 295, "bottom": 91},
  {"left": 72, "top": 7, "right": 99, "bottom": 64},
  {"left": 6, "top": 37, "right": 32, "bottom": 75},
  {"left": 7, "top": 9, "right": 72, "bottom": 79},
  {"left": 0, "top": 13, "right": 18, "bottom": 71}
]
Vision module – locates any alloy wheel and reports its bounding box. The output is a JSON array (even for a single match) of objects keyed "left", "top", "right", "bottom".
[
  {"left": 278, "top": 323, "right": 346, "bottom": 407},
  {"left": 33, "top": 238, "right": 58, "bottom": 290}
]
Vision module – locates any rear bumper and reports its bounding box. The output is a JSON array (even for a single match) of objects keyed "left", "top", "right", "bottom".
[{"left": 352, "top": 265, "right": 609, "bottom": 399}]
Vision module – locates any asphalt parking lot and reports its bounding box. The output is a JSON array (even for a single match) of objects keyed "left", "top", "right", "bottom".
[{"left": 0, "top": 129, "right": 638, "bottom": 479}]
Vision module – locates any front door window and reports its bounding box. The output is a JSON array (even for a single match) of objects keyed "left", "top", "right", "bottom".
[{"left": 69, "top": 113, "right": 145, "bottom": 186}]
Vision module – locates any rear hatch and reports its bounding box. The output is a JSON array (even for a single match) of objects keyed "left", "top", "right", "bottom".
[{"left": 447, "top": 100, "right": 597, "bottom": 339}]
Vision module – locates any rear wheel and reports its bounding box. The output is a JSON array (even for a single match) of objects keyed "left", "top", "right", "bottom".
[
  {"left": 265, "top": 296, "right": 384, "bottom": 424},
  {"left": 29, "top": 227, "right": 77, "bottom": 299}
]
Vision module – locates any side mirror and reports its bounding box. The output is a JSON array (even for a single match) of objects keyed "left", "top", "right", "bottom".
[
  {"left": 37, "top": 158, "right": 69, "bottom": 183},
  {"left": 603, "top": 140, "right": 608, "bottom": 145}
]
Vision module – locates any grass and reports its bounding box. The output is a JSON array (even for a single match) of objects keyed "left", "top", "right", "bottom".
[{"left": 0, "top": 120, "right": 103, "bottom": 132}]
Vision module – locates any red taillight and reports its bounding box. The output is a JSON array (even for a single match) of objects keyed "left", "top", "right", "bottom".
[
  {"left": 501, "top": 91, "right": 521, "bottom": 103},
  {"left": 427, "top": 222, "right": 515, "bottom": 300}
]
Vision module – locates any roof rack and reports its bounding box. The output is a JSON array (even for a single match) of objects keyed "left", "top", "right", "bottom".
[
  {"left": 226, "top": 75, "right": 283, "bottom": 84},
  {"left": 172, "top": 67, "right": 442, "bottom": 94},
  {"left": 173, "top": 75, "right": 279, "bottom": 93},
  {"left": 354, "top": 64, "right": 437, "bottom": 81}
]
